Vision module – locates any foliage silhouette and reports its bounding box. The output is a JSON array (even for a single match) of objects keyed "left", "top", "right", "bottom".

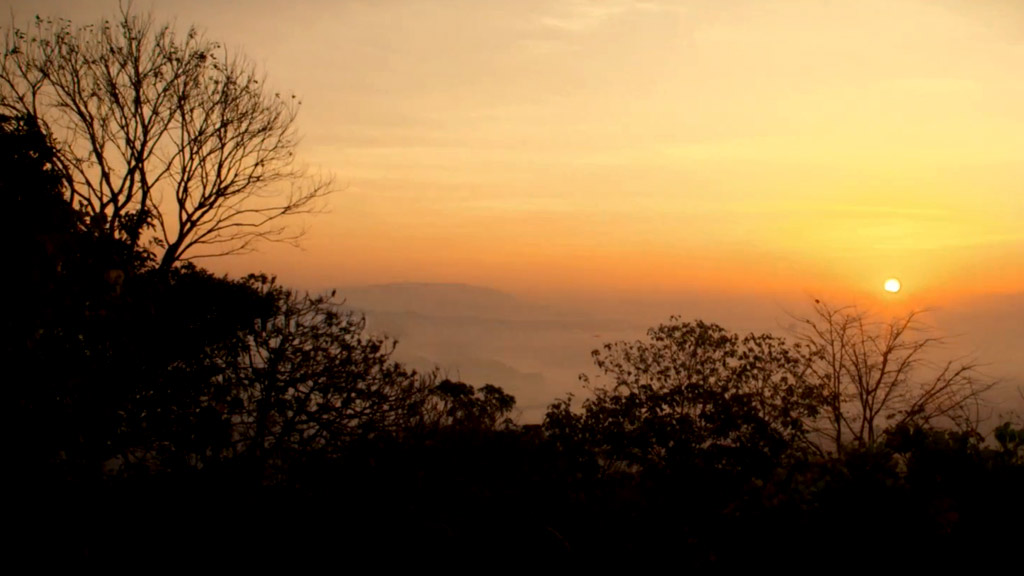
[
  {"left": 3, "top": 110, "right": 163, "bottom": 482},
  {"left": 416, "top": 379, "right": 517, "bottom": 433},
  {"left": 212, "top": 275, "right": 433, "bottom": 481},
  {"left": 546, "top": 318, "right": 820, "bottom": 476}
]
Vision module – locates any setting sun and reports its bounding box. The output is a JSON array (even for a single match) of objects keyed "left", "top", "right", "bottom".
[{"left": 884, "top": 278, "right": 902, "bottom": 293}]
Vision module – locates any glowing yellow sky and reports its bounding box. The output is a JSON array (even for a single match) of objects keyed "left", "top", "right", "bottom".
[{"left": 16, "top": 0, "right": 1024, "bottom": 300}]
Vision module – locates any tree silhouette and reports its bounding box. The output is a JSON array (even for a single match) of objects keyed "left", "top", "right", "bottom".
[
  {"left": 0, "top": 5, "right": 331, "bottom": 269},
  {"left": 3, "top": 112, "right": 75, "bottom": 480},
  {"left": 547, "top": 318, "right": 820, "bottom": 476},
  {"left": 213, "top": 275, "right": 432, "bottom": 479},
  {"left": 417, "top": 379, "right": 517, "bottom": 433},
  {"left": 2, "top": 110, "right": 155, "bottom": 481},
  {"left": 795, "top": 300, "right": 996, "bottom": 456}
]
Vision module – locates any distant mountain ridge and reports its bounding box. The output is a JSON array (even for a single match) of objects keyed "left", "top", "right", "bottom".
[
  {"left": 333, "top": 282, "right": 556, "bottom": 322},
  {"left": 309, "top": 282, "right": 1024, "bottom": 424},
  {"left": 318, "top": 282, "right": 644, "bottom": 423}
]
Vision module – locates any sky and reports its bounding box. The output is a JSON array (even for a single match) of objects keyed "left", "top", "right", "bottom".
[
  {"left": 11, "top": 0, "right": 1024, "bottom": 304},
  {"left": 8, "top": 0, "right": 1023, "bottom": 420}
]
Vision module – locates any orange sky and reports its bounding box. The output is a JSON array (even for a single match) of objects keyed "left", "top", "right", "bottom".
[{"left": 14, "top": 0, "right": 1024, "bottom": 303}]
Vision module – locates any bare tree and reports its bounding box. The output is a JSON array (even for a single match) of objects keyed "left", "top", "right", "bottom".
[
  {"left": 0, "top": 5, "right": 330, "bottom": 269},
  {"left": 795, "top": 300, "right": 996, "bottom": 456}
]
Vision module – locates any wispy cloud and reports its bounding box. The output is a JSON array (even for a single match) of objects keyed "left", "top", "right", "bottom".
[{"left": 537, "top": 0, "right": 672, "bottom": 32}]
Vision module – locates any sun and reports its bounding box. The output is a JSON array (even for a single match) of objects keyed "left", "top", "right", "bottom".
[{"left": 884, "top": 278, "right": 901, "bottom": 293}]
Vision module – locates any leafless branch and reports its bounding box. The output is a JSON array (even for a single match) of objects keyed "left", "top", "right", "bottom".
[
  {"left": 791, "top": 299, "right": 996, "bottom": 455},
  {"left": 0, "top": 4, "right": 333, "bottom": 269}
]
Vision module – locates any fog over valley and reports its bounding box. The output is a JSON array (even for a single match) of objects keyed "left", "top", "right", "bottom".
[{"left": 332, "top": 282, "right": 1024, "bottom": 424}]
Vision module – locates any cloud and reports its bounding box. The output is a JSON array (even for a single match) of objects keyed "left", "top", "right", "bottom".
[{"left": 537, "top": 0, "right": 672, "bottom": 32}]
